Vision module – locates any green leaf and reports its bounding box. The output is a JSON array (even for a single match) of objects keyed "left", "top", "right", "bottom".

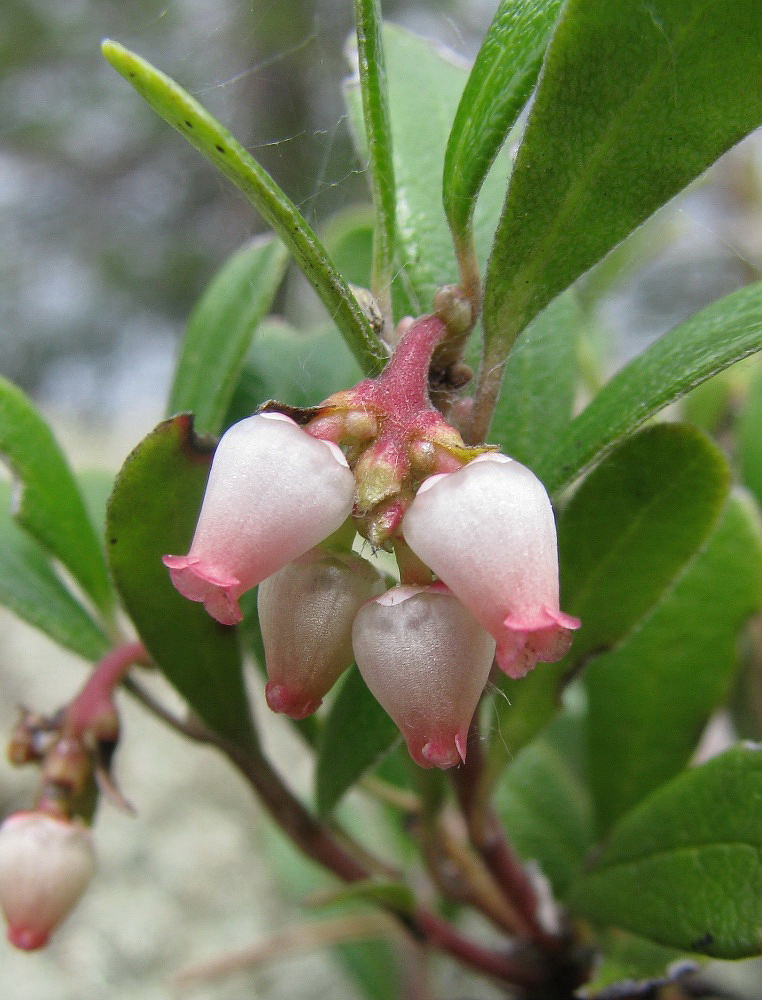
[
  {"left": 226, "top": 319, "right": 363, "bottom": 422},
  {"left": 739, "top": 366, "right": 762, "bottom": 509},
  {"left": 102, "top": 40, "right": 385, "bottom": 376},
  {"left": 311, "top": 878, "right": 415, "bottom": 915},
  {"left": 322, "top": 206, "right": 375, "bottom": 289},
  {"left": 487, "top": 424, "right": 729, "bottom": 763},
  {"left": 538, "top": 282, "right": 762, "bottom": 491},
  {"left": 495, "top": 710, "right": 594, "bottom": 898},
  {"left": 106, "top": 415, "right": 253, "bottom": 745},
  {"left": 443, "top": 0, "right": 563, "bottom": 265},
  {"left": 561, "top": 424, "right": 729, "bottom": 662},
  {"left": 569, "top": 744, "right": 762, "bottom": 959},
  {"left": 487, "top": 290, "right": 580, "bottom": 468},
  {"left": 316, "top": 666, "right": 400, "bottom": 816},
  {"left": 0, "top": 482, "right": 109, "bottom": 660},
  {"left": 482, "top": 0, "right": 762, "bottom": 380},
  {"left": 586, "top": 493, "right": 762, "bottom": 834},
  {"left": 0, "top": 377, "right": 112, "bottom": 614},
  {"left": 167, "top": 236, "right": 288, "bottom": 435},
  {"left": 352, "top": 0, "right": 396, "bottom": 323},
  {"left": 345, "top": 25, "right": 512, "bottom": 314}
]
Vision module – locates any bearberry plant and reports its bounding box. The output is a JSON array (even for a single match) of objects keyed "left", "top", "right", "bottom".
[{"left": 2, "top": 1, "right": 762, "bottom": 997}]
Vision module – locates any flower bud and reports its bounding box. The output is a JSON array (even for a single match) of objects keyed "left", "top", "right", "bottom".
[
  {"left": 0, "top": 811, "right": 95, "bottom": 950},
  {"left": 352, "top": 584, "right": 496, "bottom": 769},
  {"left": 259, "top": 549, "right": 385, "bottom": 718},
  {"left": 402, "top": 454, "right": 580, "bottom": 679},
  {"left": 164, "top": 413, "right": 355, "bottom": 625}
]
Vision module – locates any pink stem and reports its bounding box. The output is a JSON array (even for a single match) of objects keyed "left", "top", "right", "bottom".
[
  {"left": 376, "top": 314, "right": 448, "bottom": 407},
  {"left": 66, "top": 641, "right": 149, "bottom": 736}
]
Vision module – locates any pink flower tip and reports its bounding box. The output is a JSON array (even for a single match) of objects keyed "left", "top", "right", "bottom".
[
  {"left": 498, "top": 606, "right": 581, "bottom": 679},
  {"left": 417, "top": 731, "right": 468, "bottom": 770},
  {"left": 162, "top": 554, "right": 242, "bottom": 625},
  {"left": 7, "top": 925, "right": 49, "bottom": 951},
  {"left": 265, "top": 682, "right": 322, "bottom": 720}
]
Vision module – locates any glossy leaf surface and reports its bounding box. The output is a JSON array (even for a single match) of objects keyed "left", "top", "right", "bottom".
[
  {"left": 444, "top": 0, "right": 562, "bottom": 250},
  {"left": 487, "top": 290, "right": 580, "bottom": 468},
  {"left": 168, "top": 236, "right": 288, "bottom": 435},
  {"left": 585, "top": 493, "right": 762, "bottom": 833},
  {"left": 482, "top": 0, "right": 762, "bottom": 378},
  {"left": 569, "top": 744, "right": 762, "bottom": 959},
  {"left": 538, "top": 282, "right": 762, "bottom": 491},
  {"left": 559, "top": 424, "right": 729, "bottom": 661},
  {"left": 0, "top": 482, "right": 109, "bottom": 661},
  {"left": 0, "top": 377, "right": 112, "bottom": 615},
  {"left": 106, "top": 415, "right": 253, "bottom": 745}
]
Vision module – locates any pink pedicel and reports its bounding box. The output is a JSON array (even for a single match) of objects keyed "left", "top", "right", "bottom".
[
  {"left": 258, "top": 548, "right": 384, "bottom": 718},
  {"left": 0, "top": 811, "right": 95, "bottom": 950},
  {"left": 352, "top": 585, "right": 496, "bottom": 769},
  {"left": 402, "top": 453, "right": 580, "bottom": 679},
  {"left": 163, "top": 413, "right": 355, "bottom": 624}
]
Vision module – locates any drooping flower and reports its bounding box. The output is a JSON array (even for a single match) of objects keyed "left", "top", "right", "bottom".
[
  {"left": 0, "top": 811, "right": 96, "bottom": 950},
  {"left": 164, "top": 412, "right": 355, "bottom": 625},
  {"left": 402, "top": 454, "right": 580, "bottom": 679},
  {"left": 259, "top": 548, "right": 385, "bottom": 718},
  {"left": 352, "top": 583, "right": 496, "bottom": 769}
]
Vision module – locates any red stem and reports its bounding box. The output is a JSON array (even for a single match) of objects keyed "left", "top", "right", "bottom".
[
  {"left": 415, "top": 909, "right": 543, "bottom": 989},
  {"left": 452, "top": 724, "right": 560, "bottom": 950},
  {"left": 128, "top": 680, "right": 544, "bottom": 990}
]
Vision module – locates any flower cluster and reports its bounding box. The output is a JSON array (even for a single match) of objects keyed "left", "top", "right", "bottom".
[{"left": 165, "top": 314, "right": 579, "bottom": 769}]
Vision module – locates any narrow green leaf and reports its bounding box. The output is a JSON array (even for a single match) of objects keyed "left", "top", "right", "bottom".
[
  {"left": 167, "top": 236, "right": 288, "bottom": 435},
  {"left": 344, "top": 25, "right": 512, "bottom": 314},
  {"left": 739, "top": 366, "right": 762, "bottom": 509},
  {"left": 225, "top": 319, "right": 363, "bottom": 424},
  {"left": 487, "top": 424, "right": 729, "bottom": 762},
  {"left": 443, "top": 0, "right": 563, "bottom": 267},
  {"left": 106, "top": 415, "right": 254, "bottom": 745},
  {"left": 0, "top": 482, "right": 109, "bottom": 661},
  {"left": 482, "top": 0, "right": 762, "bottom": 382},
  {"left": 569, "top": 744, "right": 762, "bottom": 959},
  {"left": 102, "top": 39, "right": 385, "bottom": 377},
  {"left": 496, "top": 710, "right": 594, "bottom": 898},
  {"left": 352, "top": 0, "right": 396, "bottom": 323},
  {"left": 311, "top": 878, "right": 415, "bottom": 915},
  {"left": 538, "top": 282, "right": 762, "bottom": 491},
  {"left": 487, "top": 290, "right": 580, "bottom": 468},
  {"left": 586, "top": 493, "right": 762, "bottom": 834},
  {"left": 316, "top": 666, "right": 400, "bottom": 816},
  {"left": 0, "top": 377, "right": 112, "bottom": 614}
]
